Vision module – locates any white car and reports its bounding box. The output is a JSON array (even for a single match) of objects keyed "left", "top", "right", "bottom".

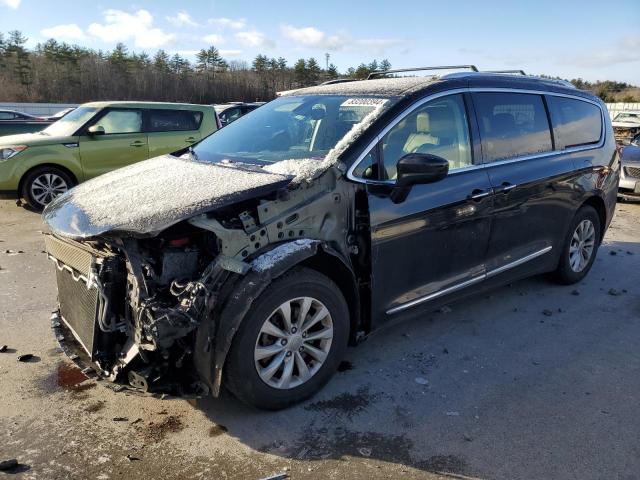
[{"left": 612, "top": 111, "right": 640, "bottom": 143}]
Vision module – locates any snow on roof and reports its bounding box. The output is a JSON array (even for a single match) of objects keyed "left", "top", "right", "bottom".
[
  {"left": 44, "top": 155, "right": 291, "bottom": 238},
  {"left": 283, "top": 76, "right": 439, "bottom": 97}
]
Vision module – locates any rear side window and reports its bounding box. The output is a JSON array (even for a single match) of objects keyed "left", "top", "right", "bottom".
[
  {"left": 473, "top": 92, "right": 552, "bottom": 162},
  {"left": 0, "top": 112, "right": 16, "bottom": 120},
  {"left": 147, "top": 109, "right": 203, "bottom": 132},
  {"left": 546, "top": 96, "right": 602, "bottom": 149}
]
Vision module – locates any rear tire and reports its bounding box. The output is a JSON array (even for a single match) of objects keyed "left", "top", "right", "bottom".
[
  {"left": 555, "top": 205, "right": 601, "bottom": 284},
  {"left": 224, "top": 267, "right": 349, "bottom": 410},
  {"left": 21, "top": 166, "right": 74, "bottom": 211}
]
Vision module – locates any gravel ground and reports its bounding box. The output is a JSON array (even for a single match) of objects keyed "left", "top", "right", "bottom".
[{"left": 1, "top": 198, "right": 639, "bottom": 480}]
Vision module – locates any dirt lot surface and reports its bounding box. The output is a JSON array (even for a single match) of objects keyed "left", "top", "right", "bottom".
[{"left": 1, "top": 199, "right": 639, "bottom": 480}]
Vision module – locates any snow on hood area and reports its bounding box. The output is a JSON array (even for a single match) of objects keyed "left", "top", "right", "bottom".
[
  {"left": 43, "top": 155, "right": 292, "bottom": 239},
  {"left": 263, "top": 99, "right": 389, "bottom": 183}
]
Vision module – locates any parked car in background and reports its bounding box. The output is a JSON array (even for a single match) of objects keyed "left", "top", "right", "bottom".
[
  {"left": 0, "top": 109, "right": 52, "bottom": 136},
  {"left": 612, "top": 111, "right": 640, "bottom": 144},
  {"left": 0, "top": 101, "right": 218, "bottom": 209},
  {"left": 214, "top": 102, "right": 265, "bottom": 126},
  {"left": 619, "top": 133, "right": 640, "bottom": 201},
  {"left": 39, "top": 107, "right": 76, "bottom": 122},
  {"left": 42, "top": 67, "right": 618, "bottom": 409}
]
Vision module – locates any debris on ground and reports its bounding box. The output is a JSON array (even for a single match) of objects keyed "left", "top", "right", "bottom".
[
  {"left": 571, "top": 290, "right": 580, "bottom": 296},
  {"left": 113, "top": 417, "right": 129, "bottom": 422},
  {"left": 627, "top": 251, "right": 634, "bottom": 255},
  {"left": 0, "top": 345, "right": 7, "bottom": 353},
  {"left": 609, "top": 251, "right": 617, "bottom": 256},
  {"left": 438, "top": 306, "right": 452, "bottom": 314},
  {"left": 259, "top": 473, "right": 289, "bottom": 480},
  {"left": 542, "top": 309, "right": 553, "bottom": 316},
  {"left": 0, "top": 459, "right": 18, "bottom": 471},
  {"left": 446, "top": 411, "right": 460, "bottom": 416},
  {"left": 17, "top": 353, "right": 34, "bottom": 362},
  {"left": 126, "top": 454, "right": 141, "bottom": 462},
  {"left": 442, "top": 348, "right": 449, "bottom": 354},
  {"left": 337, "top": 360, "right": 353, "bottom": 372},
  {"left": 358, "top": 447, "right": 372, "bottom": 457},
  {"left": 414, "top": 377, "right": 429, "bottom": 385},
  {"left": 608, "top": 288, "right": 623, "bottom": 296},
  {"left": 463, "top": 434, "right": 473, "bottom": 442}
]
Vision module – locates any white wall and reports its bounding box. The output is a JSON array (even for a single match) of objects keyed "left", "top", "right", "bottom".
[{"left": 0, "top": 102, "right": 78, "bottom": 116}]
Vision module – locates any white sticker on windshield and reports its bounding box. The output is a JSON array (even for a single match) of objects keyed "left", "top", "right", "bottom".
[{"left": 341, "top": 98, "right": 388, "bottom": 107}]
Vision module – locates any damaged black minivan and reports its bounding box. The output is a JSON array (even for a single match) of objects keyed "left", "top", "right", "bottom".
[{"left": 43, "top": 67, "right": 619, "bottom": 409}]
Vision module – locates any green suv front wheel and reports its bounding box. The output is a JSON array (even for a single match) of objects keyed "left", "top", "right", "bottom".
[{"left": 21, "top": 166, "right": 75, "bottom": 211}]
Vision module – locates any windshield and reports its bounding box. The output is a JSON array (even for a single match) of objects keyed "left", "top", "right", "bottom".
[
  {"left": 42, "top": 106, "right": 99, "bottom": 137},
  {"left": 193, "top": 95, "right": 392, "bottom": 165},
  {"left": 614, "top": 113, "right": 640, "bottom": 123}
]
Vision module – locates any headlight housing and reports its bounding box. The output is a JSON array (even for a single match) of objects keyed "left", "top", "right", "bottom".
[{"left": 0, "top": 145, "right": 27, "bottom": 161}]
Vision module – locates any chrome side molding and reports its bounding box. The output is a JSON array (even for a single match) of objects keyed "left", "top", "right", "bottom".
[{"left": 386, "top": 245, "right": 552, "bottom": 315}]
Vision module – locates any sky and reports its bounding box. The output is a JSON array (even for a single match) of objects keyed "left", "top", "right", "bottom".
[{"left": 0, "top": 0, "right": 639, "bottom": 84}]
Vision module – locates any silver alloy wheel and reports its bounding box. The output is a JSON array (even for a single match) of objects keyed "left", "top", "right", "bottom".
[
  {"left": 30, "top": 173, "right": 68, "bottom": 207},
  {"left": 254, "top": 296, "right": 333, "bottom": 389},
  {"left": 569, "top": 219, "right": 596, "bottom": 272}
]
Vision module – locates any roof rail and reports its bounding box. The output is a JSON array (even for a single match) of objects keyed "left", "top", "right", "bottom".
[
  {"left": 367, "top": 65, "right": 479, "bottom": 80},
  {"left": 320, "top": 78, "right": 357, "bottom": 85},
  {"left": 484, "top": 69, "right": 526, "bottom": 75}
]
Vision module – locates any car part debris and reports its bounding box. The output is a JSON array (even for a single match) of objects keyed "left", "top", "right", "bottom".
[{"left": 17, "top": 353, "right": 34, "bottom": 362}]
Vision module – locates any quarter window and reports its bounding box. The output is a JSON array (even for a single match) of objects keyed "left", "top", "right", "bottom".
[
  {"left": 473, "top": 92, "right": 552, "bottom": 162},
  {"left": 94, "top": 109, "right": 142, "bottom": 134},
  {"left": 380, "top": 94, "right": 473, "bottom": 180},
  {"left": 147, "top": 109, "right": 203, "bottom": 132},
  {"left": 547, "top": 96, "right": 602, "bottom": 149}
]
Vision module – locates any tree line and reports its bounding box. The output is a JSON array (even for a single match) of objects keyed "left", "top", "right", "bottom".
[
  {"left": 0, "top": 30, "right": 636, "bottom": 104},
  {"left": 0, "top": 30, "right": 392, "bottom": 104}
]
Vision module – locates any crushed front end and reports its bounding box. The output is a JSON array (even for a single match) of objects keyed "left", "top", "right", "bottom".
[{"left": 44, "top": 229, "right": 231, "bottom": 397}]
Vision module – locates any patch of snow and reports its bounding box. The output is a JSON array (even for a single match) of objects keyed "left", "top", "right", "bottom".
[
  {"left": 251, "top": 239, "right": 317, "bottom": 272},
  {"left": 263, "top": 100, "right": 389, "bottom": 183},
  {"left": 283, "top": 76, "right": 437, "bottom": 97},
  {"left": 44, "top": 155, "right": 291, "bottom": 238}
]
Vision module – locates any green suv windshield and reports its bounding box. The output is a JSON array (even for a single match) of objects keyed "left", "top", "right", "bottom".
[
  {"left": 194, "top": 95, "right": 392, "bottom": 164},
  {"left": 41, "top": 106, "right": 99, "bottom": 137}
]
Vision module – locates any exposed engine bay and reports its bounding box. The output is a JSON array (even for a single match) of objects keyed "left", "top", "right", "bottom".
[{"left": 45, "top": 169, "right": 365, "bottom": 397}]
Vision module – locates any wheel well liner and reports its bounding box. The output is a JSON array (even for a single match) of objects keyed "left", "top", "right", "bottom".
[
  {"left": 18, "top": 163, "right": 78, "bottom": 196},
  {"left": 194, "top": 241, "right": 359, "bottom": 397}
]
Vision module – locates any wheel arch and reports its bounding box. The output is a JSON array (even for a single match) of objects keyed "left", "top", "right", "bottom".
[
  {"left": 194, "top": 241, "right": 360, "bottom": 397},
  {"left": 581, "top": 195, "right": 607, "bottom": 241},
  {"left": 18, "top": 163, "right": 79, "bottom": 198}
]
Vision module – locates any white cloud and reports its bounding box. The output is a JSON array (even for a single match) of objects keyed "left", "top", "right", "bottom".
[
  {"left": 281, "top": 24, "right": 402, "bottom": 54},
  {"left": 235, "top": 30, "right": 274, "bottom": 48},
  {"left": 219, "top": 49, "right": 242, "bottom": 57},
  {"left": 209, "top": 17, "right": 246, "bottom": 29},
  {"left": 166, "top": 11, "right": 199, "bottom": 28},
  {"left": 281, "top": 25, "right": 344, "bottom": 50},
  {"left": 556, "top": 35, "right": 640, "bottom": 69},
  {"left": 88, "top": 9, "right": 174, "bottom": 49},
  {"left": 0, "top": 0, "right": 21, "bottom": 9},
  {"left": 203, "top": 33, "right": 224, "bottom": 44},
  {"left": 41, "top": 24, "right": 86, "bottom": 41}
]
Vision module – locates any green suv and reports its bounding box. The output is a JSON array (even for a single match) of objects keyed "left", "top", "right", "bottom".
[{"left": 0, "top": 101, "right": 218, "bottom": 209}]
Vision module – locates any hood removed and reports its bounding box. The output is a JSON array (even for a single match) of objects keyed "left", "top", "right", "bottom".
[{"left": 43, "top": 155, "right": 292, "bottom": 239}]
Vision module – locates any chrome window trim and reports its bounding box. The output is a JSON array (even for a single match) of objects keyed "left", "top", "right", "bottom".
[
  {"left": 346, "top": 87, "right": 606, "bottom": 185},
  {"left": 386, "top": 245, "right": 552, "bottom": 315}
]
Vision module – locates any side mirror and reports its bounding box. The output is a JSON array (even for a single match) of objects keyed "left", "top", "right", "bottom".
[
  {"left": 87, "top": 125, "right": 105, "bottom": 136},
  {"left": 391, "top": 153, "right": 449, "bottom": 203}
]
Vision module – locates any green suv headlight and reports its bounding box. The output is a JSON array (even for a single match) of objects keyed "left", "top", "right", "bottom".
[{"left": 0, "top": 145, "right": 27, "bottom": 161}]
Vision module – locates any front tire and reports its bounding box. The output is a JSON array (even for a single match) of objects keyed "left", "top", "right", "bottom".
[
  {"left": 21, "top": 166, "right": 74, "bottom": 211},
  {"left": 224, "top": 267, "right": 349, "bottom": 410},
  {"left": 555, "top": 205, "right": 601, "bottom": 284}
]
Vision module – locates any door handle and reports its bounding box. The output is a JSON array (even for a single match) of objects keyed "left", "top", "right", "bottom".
[
  {"left": 468, "top": 188, "right": 493, "bottom": 201},
  {"left": 494, "top": 182, "right": 517, "bottom": 194},
  {"left": 130, "top": 141, "right": 146, "bottom": 147},
  {"left": 185, "top": 137, "right": 197, "bottom": 143}
]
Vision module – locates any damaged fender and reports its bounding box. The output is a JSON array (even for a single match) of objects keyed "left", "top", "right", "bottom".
[{"left": 194, "top": 240, "right": 354, "bottom": 396}]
